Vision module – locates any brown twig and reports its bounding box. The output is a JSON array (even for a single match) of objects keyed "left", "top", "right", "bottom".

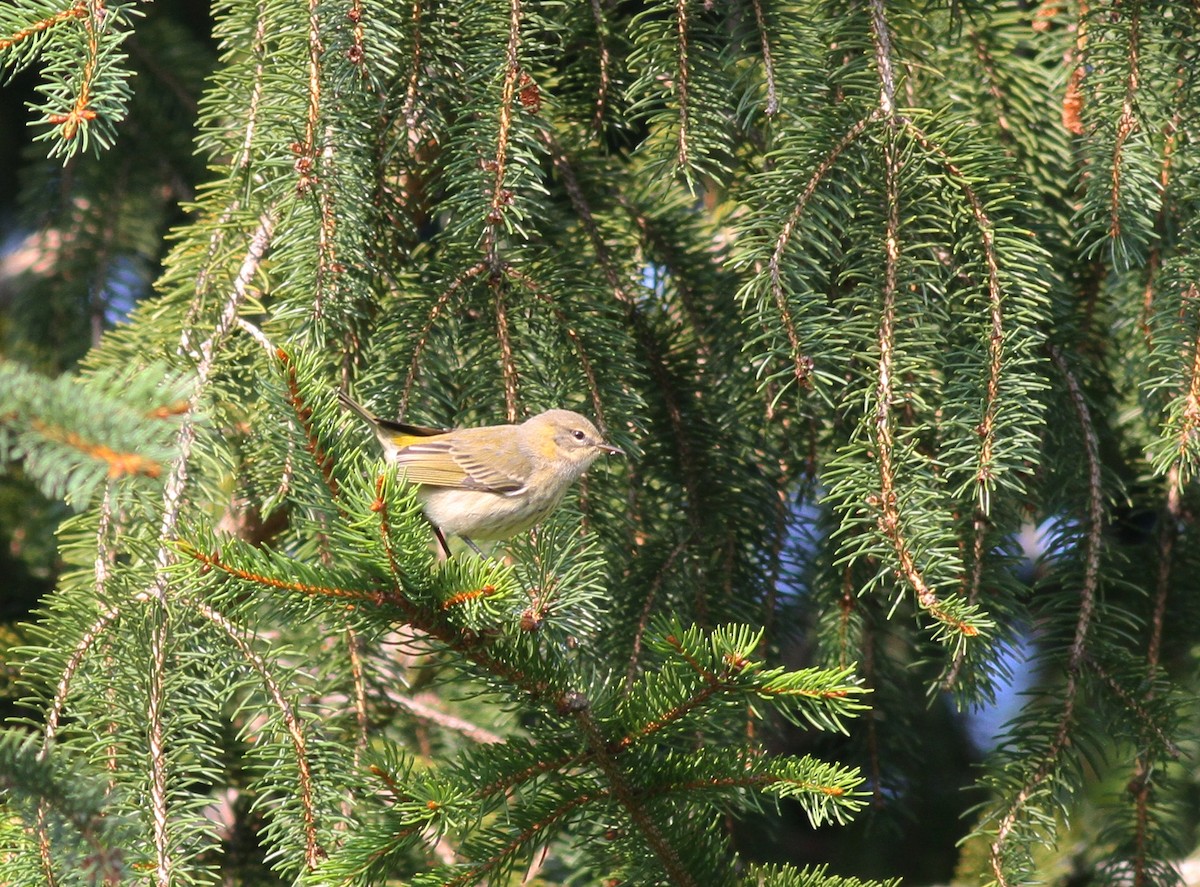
[
  {"left": 587, "top": 0, "right": 611, "bottom": 132},
  {"left": 574, "top": 705, "right": 698, "bottom": 887},
  {"left": 990, "top": 347, "right": 1103, "bottom": 885},
  {"left": 192, "top": 600, "right": 324, "bottom": 867},
  {"left": 0, "top": 1, "right": 86, "bottom": 51},
  {"left": 871, "top": 124, "right": 974, "bottom": 636},
  {"left": 766, "top": 115, "right": 873, "bottom": 391},
  {"left": 400, "top": 262, "right": 488, "bottom": 414},
  {"left": 750, "top": 0, "right": 778, "bottom": 115},
  {"left": 482, "top": 0, "right": 524, "bottom": 270},
  {"left": 43, "top": 1, "right": 101, "bottom": 139},
  {"left": 902, "top": 121, "right": 1006, "bottom": 514},
  {"left": 145, "top": 212, "right": 276, "bottom": 885},
  {"left": 1109, "top": 1, "right": 1142, "bottom": 244},
  {"left": 673, "top": 0, "right": 692, "bottom": 171},
  {"left": 493, "top": 278, "right": 520, "bottom": 422}
]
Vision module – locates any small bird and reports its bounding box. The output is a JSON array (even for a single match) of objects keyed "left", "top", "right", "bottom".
[{"left": 339, "top": 391, "right": 623, "bottom": 556}]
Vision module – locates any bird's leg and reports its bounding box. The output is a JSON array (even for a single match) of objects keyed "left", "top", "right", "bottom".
[
  {"left": 433, "top": 525, "right": 453, "bottom": 559},
  {"left": 462, "top": 537, "right": 486, "bottom": 557}
]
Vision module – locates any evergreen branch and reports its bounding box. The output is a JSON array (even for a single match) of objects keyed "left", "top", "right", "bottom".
[
  {"left": 188, "top": 486, "right": 560, "bottom": 711},
  {"left": 637, "top": 750, "right": 865, "bottom": 828},
  {"left": 505, "top": 261, "right": 608, "bottom": 430},
  {"left": 0, "top": 359, "right": 193, "bottom": 507},
  {"left": 632, "top": 625, "right": 866, "bottom": 736},
  {"left": 989, "top": 347, "right": 1103, "bottom": 885},
  {"left": 1147, "top": 465, "right": 1177, "bottom": 679},
  {"left": 401, "top": 262, "right": 489, "bottom": 415},
  {"left": 1117, "top": 500, "right": 1183, "bottom": 887},
  {"left": 867, "top": 0, "right": 896, "bottom": 118},
  {"left": 241, "top": 320, "right": 303, "bottom": 511},
  {"left": 183, "top": 545, "right": 381, "bottom": 605},
  {"left": 548, "top": 148, "right": 708, "bottom": 536},
  {"left": 297, "top": 0, "right": 346, "bottom": 320},
  {"left": 347, "top": 0, "right": 364, "bottom": 70},
  {"left": 750, "top": 0, "right": 777, "bottom": 116},
  {"left": 400, "top": 0, "right": 422, "bottom": 134},
  {"left": 967, "top": 28, "right": 1012, "bottom": 142},
  {"left": 278, "top": 345, "right": 340, "bottom": 501},
  {"left": 1160, "top": 285, "right": 1200, "bottom": 478},
  {"left": 31, "top": 486, "right": 119, "bottom": 882},
  {"left": 529, "top": 139, "right": 629, "bottom": 418},
  {"left": 902, "top": 120, "right": 1006, "bottom": 515},
  {"left": 372, "top": 472, "right": 417, "bottom": 598},
  {"left": 0, "top": 0, "right": 85, "bottom": 54},
  {"left": 438, "top": 789, "right": 602, "bottom": 887},
  {"left": 587, "top": 0, "right": 610, "bottom": 132},
  {"left": 45, "top": 0, "right": 102, "bottom": 141},
  {"left": 440, "top": 584, "right": 501, "bottom": 611},
  {"left": 39, "top": 609, "right": 118, "bottom": 752},
  {"left": 493, "top": 279, "right": 520, "bottom": 421},
  {"left": 146, "top": 211, "right": 275, "bottom": 887},
  {"left": 483, "top": 0, "right": 523, "bottom": 268},
  {"left": 1109, "top": 0, "right": 1142, "bottom": 245},
  {"left": 190, "top": 599, "right": 324, "bottom": 868},
  {"left": 741, "top": 863, "right": 899, "bottom": 887},
  {"left": 624, "top": 537, "right": 688, "bottom": 692},
  {"left": 391, "top": 692, "right": 504, "bottom": 746},
  {"left": 1137, "top": 113, "right": 1178, "bottom": 337},
  {"left": 871, "top": 129, "right": 975, "bottom": 639},
  {"left": 3, "top": 731, "right": 131, "bottom": 886},
  {"left": 766, "top": 115, "right": 872, "bottom": 391},
  {"left": 34, "top": 601, "right": 120, "bottom": 884},
  {"left": 368, "top": 485, "right": 560, "bottom": 704},
  {"left": 146, "top": 594, "right": 171, "bottom": 886},
  {"left": 666, "top": 771, "right": 846, "bottom": 800},
  {"left": 469, "top": 746, "right": 586, "bottom": 800},
  {"left": 347, "top": 625, "right": 370, "bottom": 764},
  {"left": 673, "top": 0, "right": 691, "bottom": 172},
  {"left": 942, "top": 515, "right": 991, "bottom": 688},
  {"left": 300, "top": 0, "right": 322, "bottom": 187},
  {"left": 618, "top": 191, "right": 716, "bottom": 363},
  {"left": 233, "top": 0, "right": 269, "bottom": 171},
  {"left": 1082, "top": 654, "right": 1180, "bottom": 761},
  {"left": 618, "top": 658, "right": 724, "bottom": 750},
  {"left": 92, "top": 482, "right": 116, "bottom": 599},
  {"left": 25, "top": 416, "right": 162, "bottom": 479},
  {"left": 572, "top": 704, "right": 699, "bottom": 887}
]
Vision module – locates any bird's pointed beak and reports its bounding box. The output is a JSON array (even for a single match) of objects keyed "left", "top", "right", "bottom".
[{"left": 599, "top": 443, "right": 624, "bottom": 456}]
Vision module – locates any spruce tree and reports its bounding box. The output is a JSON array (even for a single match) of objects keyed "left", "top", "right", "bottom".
[{"left": 1, "top": 1, "right": 1198, "bottom": 885}]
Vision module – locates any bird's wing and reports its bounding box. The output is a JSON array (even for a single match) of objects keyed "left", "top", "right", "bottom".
[{"left": 394, "top": 434, "right": 528, "bottom": 493}]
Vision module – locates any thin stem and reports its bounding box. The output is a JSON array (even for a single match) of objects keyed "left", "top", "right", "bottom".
[{"left": 990, "top": 347, "right": 1103, "bottom": 885}]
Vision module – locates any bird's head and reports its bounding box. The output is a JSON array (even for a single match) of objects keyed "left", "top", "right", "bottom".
[{"left": 522, "top": 409, "right": 623, "bottom": 476}]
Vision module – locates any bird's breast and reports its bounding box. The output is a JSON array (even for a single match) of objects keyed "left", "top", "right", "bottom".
[{"left": 418, "top": 485, "right": 564, "bottom": 541}]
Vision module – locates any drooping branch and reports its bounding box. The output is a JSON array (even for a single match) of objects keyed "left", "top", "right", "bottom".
[
  {"left": 145, "top": 211, "right": 277, "bottom": 887},
  {"left": 0, "top": 1, "right": 86, "bottom": 52},
  {"left": 192, "top": 599, "right": 324, "bottom": 868},
  {"left": 1108, "top": 0, "right": 1142, "bottom": 244},
  {"left": 673, "top": 0, "right": 692, "bottom": 171},
  {"left": 482, "top": 0, "right": 524, "bottom": 271},
  {"left": 767, "top": 115, "right": 872, "bottom": 391},
  {"left": 750, "top": 0, "right": 778, "bottom": 116},
  {"left": 989, "top": 347, "right": 1103, "bottom": 885}
]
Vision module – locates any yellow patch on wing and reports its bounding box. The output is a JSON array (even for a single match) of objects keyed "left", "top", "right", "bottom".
[{"left": 394, "top": 437, "right": 527, "bottom": 493}]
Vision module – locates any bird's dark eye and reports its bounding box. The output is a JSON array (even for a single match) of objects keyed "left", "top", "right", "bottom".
[{"left": 572, "top": 429, "right": 586, "bottom": 441}]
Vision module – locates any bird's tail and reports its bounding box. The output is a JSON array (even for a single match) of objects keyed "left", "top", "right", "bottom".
[
  {"left": 337, "top": 389, "right": 379, "bottom": 426},
  {"left": 338, "top": 390, "right": 450, "bottom": 438}
]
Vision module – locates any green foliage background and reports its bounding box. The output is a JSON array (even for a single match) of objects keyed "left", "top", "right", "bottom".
[{"left": 2, "top": 0, "right": 1200, "bottom": 884}]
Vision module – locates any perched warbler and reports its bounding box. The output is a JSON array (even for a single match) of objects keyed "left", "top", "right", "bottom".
[{"left": 338, "top": 391, "right": 623, "bottom": 555}]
